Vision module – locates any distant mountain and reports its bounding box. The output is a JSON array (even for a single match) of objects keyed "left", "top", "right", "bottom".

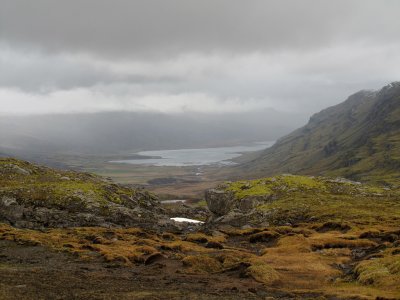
[
  {"left": 239, "top": 82, "right": 400, "bottom": 185},
  {"left": 0, "top": 110, "right": 306, "bottom": 160}
]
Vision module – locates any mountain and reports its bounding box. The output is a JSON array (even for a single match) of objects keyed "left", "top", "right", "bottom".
[
  {"left": 0, "top": 110, "right": 306, "bottom": 158},
  {"left": 239, "top": 82, "right": 400, "bottom": 185}
]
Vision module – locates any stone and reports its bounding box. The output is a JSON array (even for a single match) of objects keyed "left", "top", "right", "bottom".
[{"left": 205, "top": 189, "right": 236, "bottom": 216}]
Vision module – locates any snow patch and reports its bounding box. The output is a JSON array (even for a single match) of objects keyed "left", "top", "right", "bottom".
[{"left": 170, "top": 217, "right": 204, "bottom": 224}]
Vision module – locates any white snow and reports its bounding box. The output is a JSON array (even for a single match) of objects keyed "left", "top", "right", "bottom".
[{"left": 170, "top": 217, "right": 204, "bottom": 224}]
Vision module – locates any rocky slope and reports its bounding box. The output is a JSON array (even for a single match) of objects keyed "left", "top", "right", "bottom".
[
  {"left": 204, "top": 175, "right": 400, "bottom": 298},
  {"left": 1, "top": 158, "right": 400, "bottom": 298},
  {"left": 0, "top": 173, "right": 399, "bottom": 299},
  {"left": 239, "top": 82, "right": 400, "bottom": 185},
  {"left": 0, "top": 158, "right": 168, "bottom": 229},
  {"left": 205, "top": 174, "right": 400, "bottom": 227}
]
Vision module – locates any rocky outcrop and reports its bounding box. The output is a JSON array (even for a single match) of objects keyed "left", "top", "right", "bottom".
[
  {"left": 205, "top": 188, "right": 265, "bottom": 217},
  {"left": 205, "top": 189, "right": 236, "bottom": 216},
  {"left": 0, "top": 192, "right": 165, "bottom": 230},
  {"left": 0, "top": 158, "right": 171, "bottom": 230},
  {"left": 205, "top": 187, "right": 269, "bottom": 227},
  {"left": 204, "top": 174, "right": 396, "bottom": 228}
]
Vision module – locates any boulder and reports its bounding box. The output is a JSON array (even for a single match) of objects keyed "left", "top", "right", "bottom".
[{"left": 205, "top": 189, "right": 236, "bottom": 216}]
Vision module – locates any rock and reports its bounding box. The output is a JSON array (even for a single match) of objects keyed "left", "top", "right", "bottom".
[
  {"left": 205, "top": 189, "right": 236, "bottom": 216},
  {"left": 1, "top": 196, "right": 18, "bottom": 206},
  {"left": 238, "top": 196, "right": 262, "bottom": 212},
  {"left": 211, "top": 210, "right": 265, "bottom": 227},
  {"left": 0, "top": 196, "right": 24, "bottom": 225},
  {"left": 205, "top": 188, "right": 273, "bottom": 227},
  {"left": 3, "top": 164, "right": 31, "bottom": 175},
  {"left": 0, "top": 158, "right": 174, "bottom": 230}
]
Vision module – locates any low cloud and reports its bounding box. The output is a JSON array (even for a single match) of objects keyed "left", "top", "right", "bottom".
[
  {"left": 0, "top": 87, "right": 271, "bottom": 115},
  {"left": 1, "top": 1, "right": 400, "bottom": 116}
]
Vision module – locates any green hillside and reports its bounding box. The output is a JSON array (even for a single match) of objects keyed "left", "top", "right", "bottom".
[{"left": 240, "top": 82, "right": 400, "bottom": 185}]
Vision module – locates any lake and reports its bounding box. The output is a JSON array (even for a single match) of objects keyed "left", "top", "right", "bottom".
[{"left": 111, "top": 141, "right": 274, "bottom": 167}]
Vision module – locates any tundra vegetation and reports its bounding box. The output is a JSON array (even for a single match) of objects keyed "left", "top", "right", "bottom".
[{"left": 1, "top": 159, "right": 399, "bottom": 299}]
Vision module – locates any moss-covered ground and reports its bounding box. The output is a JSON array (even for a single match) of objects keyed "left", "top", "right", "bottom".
[
  {"left": 0, "top": 158, "right": 157, "bottom": 213},
  {"left": 1, "top": 160, "right": 399, "bottom": 299},
  {"left": 1, "top": 217, "right": 399, "bottom": 299},
  {"left": 226, "top": 174, "right": 400, "bottom": 226}
]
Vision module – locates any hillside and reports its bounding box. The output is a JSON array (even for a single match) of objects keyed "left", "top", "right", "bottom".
[
  {"left": 239, "top": 82, "right": 400, "bottom": 185},
  {"left": 1, "top": 162, "right": 400, "bottom": 299},
  {"left": 0, "top": 158, "right": 167, "bottom": 229},
  {"left": 204, "top": 174, "right": 400, "bottom": 298}
]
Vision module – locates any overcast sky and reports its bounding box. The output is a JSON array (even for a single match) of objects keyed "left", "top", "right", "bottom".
[{"left": 1, "top": 0, "right": 400, "bottom": 115}]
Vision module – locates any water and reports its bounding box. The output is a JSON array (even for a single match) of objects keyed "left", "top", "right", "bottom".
[
  {"left": 111, "top": 141, "right": 274, "bottom": 167},
  {"left": 161, "top": 199, "right": 187, "bottom": 204}
]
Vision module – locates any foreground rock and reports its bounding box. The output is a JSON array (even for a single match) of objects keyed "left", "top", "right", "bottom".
[{"left": 0, "top": 158, "right": 170, "bottom": 229}]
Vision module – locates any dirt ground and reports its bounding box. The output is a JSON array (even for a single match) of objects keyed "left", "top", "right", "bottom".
[{"left": 0, "top": 240, "right": 293, "bottom": 300}]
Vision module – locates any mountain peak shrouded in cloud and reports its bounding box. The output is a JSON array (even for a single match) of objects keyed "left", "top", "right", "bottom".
[{"left": 0, "top": 0, "right": 400, "bottom": 116}]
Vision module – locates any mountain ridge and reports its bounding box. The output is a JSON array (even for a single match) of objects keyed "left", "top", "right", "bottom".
[{"left": 238, "top": 82, "right": 400, "bottom": 185}]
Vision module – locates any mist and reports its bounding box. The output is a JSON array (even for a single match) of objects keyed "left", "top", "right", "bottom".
[
  {"left": 0, "top": 110, "right": 307, "bottom": 158},
  {"left": 1, "top": 1, "right": 400, "bottom": 160}
]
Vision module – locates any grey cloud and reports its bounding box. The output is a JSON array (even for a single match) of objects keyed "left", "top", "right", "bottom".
[
  {"left": 0, "top": 45, "right": 181, "bottom": 92},
  {"left": 0, "top": 0, "right": 399, "bottom": 116},
  {"left": 1, "top": 0, "right": 400, "bottom": 58}
]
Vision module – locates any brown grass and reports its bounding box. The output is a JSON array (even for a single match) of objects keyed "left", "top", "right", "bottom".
[{"left": 1, "top": 222, "right": 400, "bottom": 299}]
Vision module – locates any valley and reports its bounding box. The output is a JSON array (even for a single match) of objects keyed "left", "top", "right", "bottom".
[
  {"left": 1, "top": 83, "right": 400, "bottom": 299},
  {"left": 2, "top": 2, "right": 400, "bottom": 299},
  {"left": 40, "top": 142, "right": 273, "bottom": 199}
]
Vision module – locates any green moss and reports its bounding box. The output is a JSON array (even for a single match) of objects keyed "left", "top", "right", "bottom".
[
  {"left": 0, "top": 158, "right": 154, "bottom": 213},
  {"left": 281, "top": 175, "right": 326, "bottom": 190},
  {"left": 226, "top": 175, "right": 328, "bottom": 200},
  {"left": 220, "top": 174, "right": 400, "bottom": 225},
  {"left": 227, "top": 180, "right": 272, "bottom": 199}
]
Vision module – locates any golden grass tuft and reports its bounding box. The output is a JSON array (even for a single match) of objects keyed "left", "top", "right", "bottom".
[
  {"left": 246, "top": 259, "right": 280, "bottom": 284},
  {"left": 182, "top": 255, "right": 222, "bottom": 274},
  {"left": 354, "top": 251, "right": 400, "bottom": 290}
]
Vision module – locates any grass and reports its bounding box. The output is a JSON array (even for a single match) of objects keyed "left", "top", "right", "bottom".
[
  {"left": 246, "top": 259, "right": 280, "bottom": 284},
  {"left": 354, "top": 251, "right": 400, "bottom": 287},
  {"left": 2, "top": 158, "right": 400, "bottom": 298},
  {"left": 1, "top": 221, "right": 400, "bottom": 298}
]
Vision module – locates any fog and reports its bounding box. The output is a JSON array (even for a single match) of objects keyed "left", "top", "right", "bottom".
[{"left": 0, "top": 110, "right": 307, "bottom": 157}]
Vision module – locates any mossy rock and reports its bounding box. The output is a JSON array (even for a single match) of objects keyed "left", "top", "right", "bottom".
[{"left": 0, "top": 158, "right": 166, "bottom": 229}]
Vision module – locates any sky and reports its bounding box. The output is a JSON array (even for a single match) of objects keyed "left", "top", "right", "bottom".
[{"left": 1, "top": 0, "right": 400, "bottom": 116}]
